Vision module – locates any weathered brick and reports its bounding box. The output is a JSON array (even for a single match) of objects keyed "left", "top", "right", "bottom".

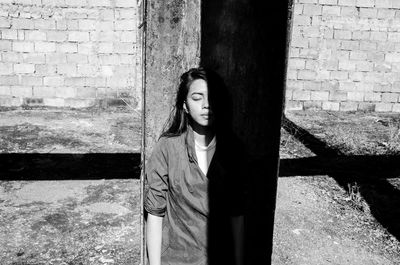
[
  {"left": 287, "top": 70, "right": 298, "bottom": 79},
  {"left": 65, "top": 0, "right": 85, "bottom": 6},
  {"left": 35, "top": 41, "right": 56, "bottom": 52},
  {"left": 375, "top": 0, "right": 392, "bottom": 8},
  {"left": 373, "top": 83, "right": 391, "bottom": 92},
  {"left": 299, "top": 0, "right": 318, "bottom": 3},
  {"left": 388, "top": 32, "right": 400, "bottom": 42},
  {"left": 13, "top": 42, "right": 34, "bottom": 52},
  {"left": 98, "top": 42, "right": 113, "bottom": 53},
  {"left": 76, "top": 87, "right": 97, "bottom": 98},
  {"left": 55, "top": 86, "right": 77, "bottom": 98},
  {"left": 33, "top": 86, "right": 56, "bottom": 97},
  {"left": 115, "top": 0, "right": 136, "bottom": 7},
  {"left": 349, "top": 72, "right": 364, "bottom": 81},
  {"left": 35, "top": 64, "right": 57, "bottom": 75},
  {"left": 304, "top": 101, "right": 322, "bottom": 110},
  {"left": 299, "top": 48, "right": 319, "bottom": 59},
  {"left": 46, "top": 53, "right": 67, "bottom": 64},
  {"left": 347, "top": 91, "right": 364, "bottom": 101},
  {"left": 311, "top": 91, "right": 329, "bottom": 100},
  {"left": 303, "top": 4, "right": 322, "bottom": 15},
  {"left": 338, "top": 60, "right": 356, "bottom": 71},
  {"left": 67, "top": 20, "right": 79, "bottom": 30},
  {"left": 0, "top": 75, "right": 19, "bottom": 86},
  {"left": 99, "top": 10, "right": 114, "bottom": 20},
  {"left": 67, "top": 54, "right": 88, "bottom": 63},
  {"left": 356, "top": 0, "right": 374, "bottom": 7},
  {"left": 87, "top": 0, "right": 111, "bottom": 6},
  {"left": 0, "top": 97, "right": 23, "bottom": 107},
  {"left": 43, "top": 76, "right": 64, "bottom": 86},
  {"left": 47, "top": 31, "right": 67, "bottom": 42},
  {"left": 393, "top": 0, "right": 400, "bottom": 8},
  {"left": 0, "top": 62, "right": 13, "bottom": 75},
  {"left": 0, "top": 86, "right": 11, "bottom": 96},
  {"left": 14, "top": 63, "right": 35, "bottom": 74},
  {"left": 118, "top": 9, "right": 136, "bottom": 19},
  {"left": 392, "top": 104, "right": 400, "bottom": 113},
  {"left": 334, "top": 30, "right": 351, "bottom": 40},
  {"left": 34, "top": 19, "right": 56, "bottom": 30},
  {"left": 113, "top": 42, "right": 134, "bottom": 54},
  {"left": 11, "top": 86, "right": 32, "bottom": 97},
  {"left": 1, "top": 29, "right": 18, "bottom": 40},
  {"left": 65, "top": 98, "right": 95, "bottom": 108},
  {"left": 12, "top": 19, "right": 34, "bottom": 30},
  {"left": 285, "top": 90, "right": 293, "bottom": 100},
  {"left": 57, "top": 64, "right": 77, "bottom": 75},
  {"left": 385, "top": 53, "right": 400, "bottom": 62},
  {"left": 0, "top": 40, "right": 12, "bottom": 51},
  {"left": 322, "top": 6, "right": 341, "bottom": 16},
  {"left": 285, "top": 101, "right": 304, "bottom": 111},
  {"left": 0, "top": 18, "right": 11, "bottom": 28},
  {"left": 293, "top": 90, "right": 311, "bottom": 100},
  {"left": 291, "top": 36, "right": 309, "bottom": 48},
  {"left": 352, "top": 31, "right": 370, "bottom": 40},
  {"left": 85, "top": 77, "right": 106, "bottom": 87},
  {"left": 106, "top": 77, "right": 128, "bottom": 87},
  {"left": 364, "top": 92, "right": 381, "bottom": 101},
  {"left": 374, "top": 62, "right": 391, "bottom": 72},
  {"left": 341, "top": 40, "right": 359, "bottom": 50},
  {"left": 65, "top": 77, "right": 85, "bottom": 86},
  {"left": 79, "top": 20, "right": 96, "bottom": 31},
  {"left": 305, "top": 60, "right": 318, "bottom": 70},
  {"left": 331, "top": 71, "right": 348, "bottom": 80},
  {"left": 367, "top": 51, "right": 384, "bottom": 62},
  {"left": 350, "top": 51, "right": 367, "bottom": 60},
  {"left": 322, "top": 101, "right": 340, "bottom": 111},
  {"left": 375, "top": 103, "right": 393, "bottom": 112},
  {"left": 360, "top": 41, "right": 377, "bottom": 51},
  {"left": 365, "top": 72, "right": 384, "bottom": 83},
  {"left": 359, "top": 8, "right": 377, "bottom": 18},
  {"left": 338, "top": 0, "right": 355, "bottom": 6},
  {"left": 120, "top": 31, "right": 137, "bottom": 42},
  {"left": 25, "top": 30, "right": 46, "bottom": 40},
  {"left": 382, "top": 93, "right": 398, "bottom": 102},
  {"left": 320, "top": 0, "right": 337, "bottom": 4},
  {"left": 358, "top": 103, "right": 375, "bottom": 111},
  {"left": 21, "top": 76, "right": 43, "bottom": 86},
  {"left": 115, "top": 20, "right": 136, "bottom": 30},
  {"left": 356, "top": 61, "right": 373, "bottom": 71},
  {"left": 340, "top": 102, "right": 358, "bottom": 111},
  {"left": 341, "top": 6, "right": 358, "bottom": 16},
  {"left": 68, "top": 31, "right": 90, "bottom": 42},
  {"left": 377, "top": 9, "right": 396, "bottom": 19},
  {"left": 43, "top": 97, "right": 65, "bottom": 107},
  {"left": 297, "top": 70, "right": 317, "bottom": 80},
  {"left": 370, "top": 31, "right": 387, "bottom": 41},
  {"left": 57, "top": 42, "right": 77, "bottom": 53}
]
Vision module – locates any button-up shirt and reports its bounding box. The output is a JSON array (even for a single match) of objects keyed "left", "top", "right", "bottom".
[{"left": 144, "top": 125, "right": 246, "bottom": 265}]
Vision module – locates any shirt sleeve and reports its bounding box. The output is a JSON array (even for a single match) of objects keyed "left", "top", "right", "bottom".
[{"left": 144, "top": 138, "right": 169, "bottom": 217}]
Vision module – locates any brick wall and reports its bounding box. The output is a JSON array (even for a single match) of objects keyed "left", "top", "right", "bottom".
[
  {"left": 0, "top": 0, "right": 140, "bottom": 109},
  {"left": 286, "top": 0, "right": 400, "bottom": 112}
]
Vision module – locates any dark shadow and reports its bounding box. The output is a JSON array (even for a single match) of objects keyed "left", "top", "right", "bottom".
[
  {"left": 280, "top": 115, "right": 400, "bottom": 241},
  {"left": 0, "top": 153, "right": 141, "bottom": 180}
]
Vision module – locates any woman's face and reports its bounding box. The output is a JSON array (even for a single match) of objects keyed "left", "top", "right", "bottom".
[{"left": 184, "top": 79, "right": 215, "bottom": 128}]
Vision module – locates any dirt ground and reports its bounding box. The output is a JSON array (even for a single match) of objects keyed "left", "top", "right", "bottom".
[
  {"left": 0, "top": 108, "right": 141, "bottom": 265},
  {"left": 2, "top": 108, "right": 400, "bottom": 265},
  {"left": 273, "top": 110, "right": 400, "bottom": 265}
]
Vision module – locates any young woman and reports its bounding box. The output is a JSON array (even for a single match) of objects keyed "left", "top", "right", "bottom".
[{"left": 145, "top": 67, "right": 246, "bottom": 265}]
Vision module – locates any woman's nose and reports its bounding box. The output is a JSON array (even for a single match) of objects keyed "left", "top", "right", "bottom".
[{"left": 203, "top": 97, "right": 209, "bottom": 108}]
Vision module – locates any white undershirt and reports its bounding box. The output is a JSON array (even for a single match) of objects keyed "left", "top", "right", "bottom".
[{"left": 194, "top": 136, "right": 216, "bottom": 176}]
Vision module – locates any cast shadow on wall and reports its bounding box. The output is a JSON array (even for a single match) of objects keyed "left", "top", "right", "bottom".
[
  {"left": 0, "top": 153, "right": 141, "bottom": 180},
  {"left": 280, "top": 116, "right": 400, "bottom": 242}
]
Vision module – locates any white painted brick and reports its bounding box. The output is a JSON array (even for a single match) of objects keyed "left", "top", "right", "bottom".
[
  {"left": 386, "top": 53, "right": 400, "bottom": 63},
  {"left": 57, "top": 42, "right": 78, "bottom": 53},
  {"left": 287, "top": 70, "right": 297, "bottom": 79},
  {"left": 34, "top": 19, "right": 56, "bottom": 30},
  {"left": 44, "top": 76, "right": 64, "bottom": 86},
  {"left": 311, "top": 91, "right": 329, "bottom": 100},
  {"left": 14, "top": 63, "right": 35, "bottom": 73},
  {"left": 322, "top": 6, "right": 341, "bottom": 16},
  {"left": 364, "top": 92, "right": 381, "bottom": 101},
  {"left": 350, "top": 51, "right": 367, "bottom": 60},
  {"left": 68, "top": 31, "right": 89, "bottom": 42},
  {"left": 77, "top": 87, "right": 97, "bottom": 98},
  {"left": 0, "top": 75, "right": 20, "bottom": 86},
  {"left": 299, "top": 0, "right": 318, "bottom": 3},
  {"left": 33, "top": 86, "right": 56, "bottom": 97},
  {"left": 115, "top": 0, "right": 136, "bottom": 7},
  {"left": 99, "top": 54, "right": 120, "bottom": 65},
  {"left": 35, "top": 41, "right": 56, "bottom": 52},
  {"left": 57, "top": 64, "right": 77, "bottom": 75},
  {"left": 339, "top": 81, "right": 356, "bottom": 90},
  {"left": 79, "top": 20, "right": 96, "bottom": 31},
  {"left": 338, "top": 60, "right": 356, "bottom": 70},
  {"left": 370, "top": 31, "right": 387, "bottom": 41},
  {"left": 0, "top": 40, "right": 12, "bottom": 51},
  {"left": 115, "top": 20, "right": 136, "bottom": 30},
  {"left": 304, "top": 101, "right": 322, "bottom": 110},
  {"left": 375, "top": 103, "right": 393, "bottom": 112},
  {"left": 322, "top": 101, "right": 340, "bottom": 111},
  {"left": 0, "top": 86, "right": 11, "bottom": 96},
  {"left": 320, "top": 0, "right": 338, "bottom": 4},
  {"left": 101, "top": 65, "right": 113, "bottom": 76},
  {"left": 347, "top": 91, "right": 364, "bottom": 101},
  {"left": 360, "top": 41, "right": 377, "bottom": 51},
  {"left": 393, "top": 0, "right": 400, "bottom": 8},
  {"left": 67, "top": 54, "right": 88, "bottom": 63},
  {"left": 85, "top": 77, "right": 106, "bottom": 87},
  {"left": 356, "top": 0, "right": 374, "bottom": 7},
  {"left": 359, "top": 8, "right": 377, "bottom": 18},
  {"left": 11, "top": 86, "right": 32, "bottom": 97},
  {"left": 87, "top": 0, "right": 111, "bottom": 6},
  {"left": 56, "top": 20, "right": 67, "bottom": 30},
  {"left": 25, "top": 30, "right": 47, "bottom": 41},
  {"left": 98, "top": 42, "right": 113, "bottom": 53},
  {"left": 120, "top": 31, "right": 137, "bottom": 42},
  {"left": 65, "top": 0, "right": 85, "bottom": 6},
  {"left": 291, "top": 36, "right": 309, "bottom": 48},
  {"left": 55, "top": 86, "right": 77, "bottom": 98},
  {"left": 341, "top": 40, "right": 359, "bottom": 50},
  {"left": 118, "top": 9, "right": 136, "bottom": 19},
  {"left": 113, "top": 42, "right": 134, "bottom": 54},
  {"left": 47, "top": 31, "right": 68, "bottom": 42},
  {"left": 392, "top": 104, "right": 400, "bottom": 113},
  {"left": 285, "top": 101, "right": 304, "bottom": 111},
  {"left": 0, "top": 63, "right": 13, "bottom": 75},
  {"left": 377, "top": 9, "right": 396, "bottom": 19},
  {"left": 298, "top": 70, "right": 317, "bottom": 80},
  {"left": 98, "top": 21, "right": 113, "bottom": 31},
  {"left": 67, "top": 20, "right": 79, "bottom": 30},
  {"left": 65, "top": 77, "right": 85, "bottom": 86},
  {"left": 21, "top": 76, "right": 43, "bottom": 86},
  {"left": 13, "top": 42, "right": 34, "bottom": 52},
  {"left": 340, "top": 102, "right": 358, "bottom": 111},
  {"left": 331, "top": 71, "right": 348, "bottom": 80},
  {"left": 338, "top": 0, "right": 355, "bottom": 6},
  {"left": 100, "top": 10, "right": 114, "bottom": 20},
  {"left": 65, "top": 98, "right": 95, "bottom": 108},
  {"left": 43, "top": 98, "right": 65, "bottom": 107},
  {"left": 46, "top": 53, "right": 67, "bottom": 64},
  {"left": 12, "top": 19, "right": 34, "bottom": 29},
  {"left": 303, "top": 4, "right": 322, "bottom": 15},
  {"left": 106, "top": 77, "right": 128, "bottom": 87},
  {"left": 349, "top": 71, "right": 364, "bottom": 81},
  {"left": 293, "top": 90, "right": 311, "bottom": 100},
  {"left": 0, "top": 18, "right": 11, "bottom": 28},
  {"left": 1, "top": 29, "right": 18, "bottom": 40},
  {"left": 373, "top": 83, "right": 391, "bottom": 92},
  {"left": 341, "top": 6, "right": 358, "bottom": 16},
  {"left": 77, "top": 64, "right": 95, "bottom": 76},
  {"left": 334, "top": 30, "right": 351, "bottom": 40},
  {"left": 382, "top": 93, "right": 398, "bottom": 102},
  {"left": 388, "top": 33, "right": 400, "bottom": 42},
  {"left": 35, "top": 64, "right": 57, "bottom": 75},
  {"left": 330, "top": 90, "right": 348, "bottom": 100},
  {"left": 375, "top": 0, "right": 392, "bottom": 8}
]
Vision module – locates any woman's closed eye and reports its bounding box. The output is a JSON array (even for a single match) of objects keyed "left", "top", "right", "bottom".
[{"left": 191, "top": 95, "right": 203, "bottom": 100}]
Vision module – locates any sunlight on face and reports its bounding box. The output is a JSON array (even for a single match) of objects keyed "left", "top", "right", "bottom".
[{"left": 185, "top": 79, "right": 214, "bottom": 127}]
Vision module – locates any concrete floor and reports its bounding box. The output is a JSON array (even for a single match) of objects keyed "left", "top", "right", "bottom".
[{"left": 0, "top": 108, "right": 141, "bottom": 265}]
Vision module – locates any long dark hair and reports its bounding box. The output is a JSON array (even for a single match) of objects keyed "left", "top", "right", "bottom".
[{"left": 160, "top": 67, "right": 230, "bottom": 138}]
